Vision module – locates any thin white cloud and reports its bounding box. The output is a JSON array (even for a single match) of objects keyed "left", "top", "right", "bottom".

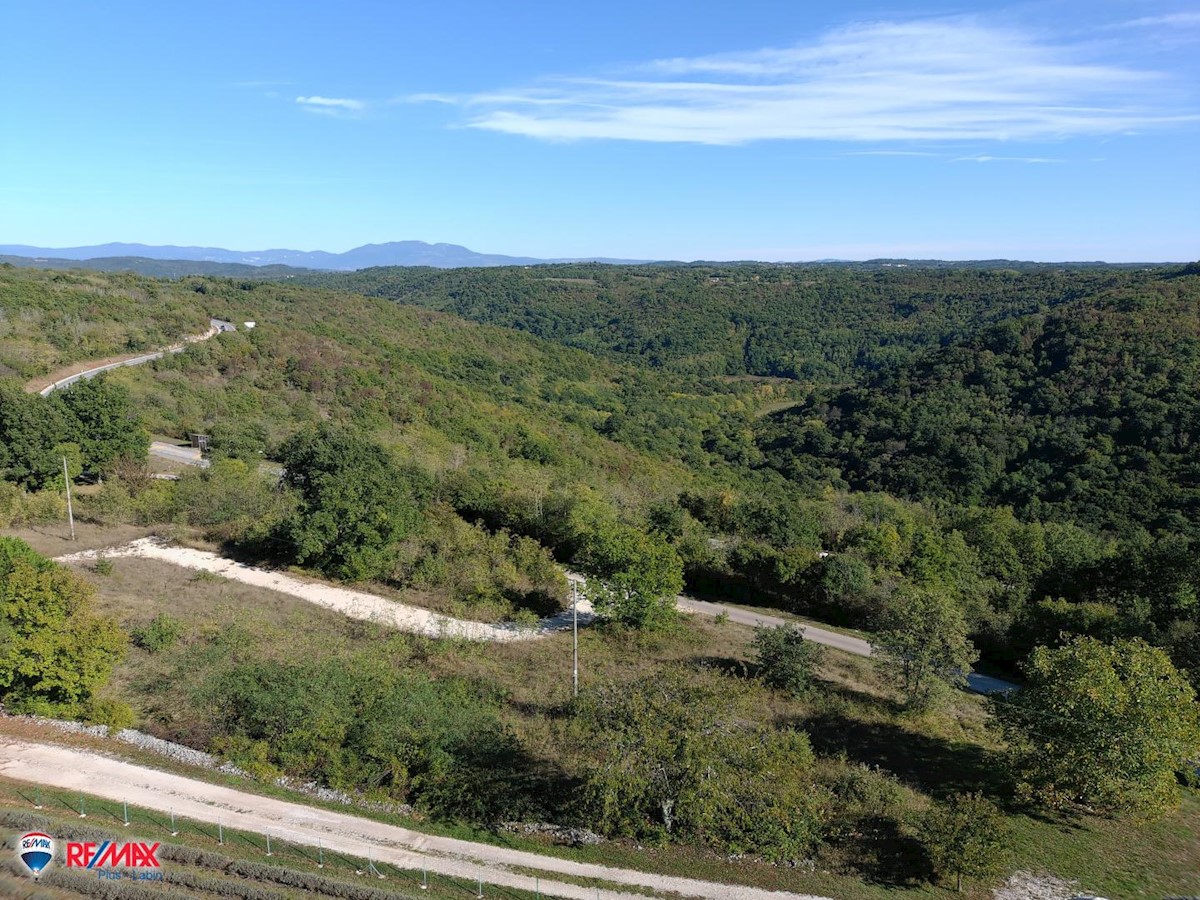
[
  {"left": 845, "top": 150, "right": 939, "bottom": 157},
  {"left": 416, "top": 17, "right": 1197, "bottom": 145},
  {"left": 955, "top": 154, "right": 1060, "bottom": 163},
  {"left": 296, "top": 95, "right": 366, "bottom": 115},
  {"left": 1117, "top": 12, "right": 1200, "bottom": 29}
]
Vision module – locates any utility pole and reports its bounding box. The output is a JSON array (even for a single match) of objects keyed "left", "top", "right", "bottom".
[
  {"left": 572, "top": 580, "right": 579, "bottom": 699},
  {"left": 62, "top": 456, "right": 75, "bottom": 541}
]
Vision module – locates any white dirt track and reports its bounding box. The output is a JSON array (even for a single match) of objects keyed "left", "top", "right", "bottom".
[
  {"left": 0, "top": 738, "right": 831, "bottom": 900},
  {"left": 57, "top": 538, "right": 592, "bottom": 641}
]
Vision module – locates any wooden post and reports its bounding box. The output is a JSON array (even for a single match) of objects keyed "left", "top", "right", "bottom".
[{"left": 63, "top": 456, "right": 75, "bottom": 540}]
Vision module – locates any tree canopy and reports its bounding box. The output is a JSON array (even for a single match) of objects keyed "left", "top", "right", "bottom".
[
  {"left": 990, "top": 636, "right": 1200, "bottom": 818},
  {"left": 0, "top": 538, "right": 126, "bottom": 711},
  {"left": 277, "top": 425, "right": 422, "bottom": 581}
]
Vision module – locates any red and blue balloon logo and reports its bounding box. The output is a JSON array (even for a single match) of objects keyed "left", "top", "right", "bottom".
[{"left": 18, "top": 832, "right": 55, "bottom": 878}]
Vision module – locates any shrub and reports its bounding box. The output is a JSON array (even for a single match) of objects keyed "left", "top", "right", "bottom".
[
  {"left": 131, "top": 614, "right": 184, "bottom": 653},
  {"left": 197, "top": 655, "right": 532, "bottom": 822},
  {"left": 753, "top": 623, "right": 823, "bottom": 696},
  {"left": 22, "top": 489, "right": 67, "bottom": 524},
  {"left": 0, "top": 486, "right": 67, "bottom": 527},
  {"left": 575, "top": 670, "right": 828, "bottom": 858},
  {"left": 80, "top": 696, "right": 135, "bottom": 731}
]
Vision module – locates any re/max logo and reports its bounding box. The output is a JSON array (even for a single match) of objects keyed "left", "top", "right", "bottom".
[{"left": 65, "top": 842, "right": 161, "bottom": 869}]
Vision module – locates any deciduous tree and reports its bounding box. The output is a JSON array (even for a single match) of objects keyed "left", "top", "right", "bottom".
[
  {"left": 277, "top": 425, "right": 421, "bottom": 581},
  {"left": 990, "top": 636, "right": 1200, "bottom": 818},
  {"left": 874, "top": 587, "right": 978, "bottom": 709},
  {"left": 0, "top": 538, "right": 126, "bottom": 711},
  {"left": 920, "top": 792, "right": 1008, "bottom": 892}
]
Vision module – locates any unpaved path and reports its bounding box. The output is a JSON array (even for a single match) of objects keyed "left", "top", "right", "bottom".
[
  {"left": 57, "top": 538, "right": 594, "bottom": 641},
  {"left": 57, "top": 540, "right": 1015, "bottom": 692},
  {"left": 0, "top": 738, "right": 830, "bottom": 900},
  {"left": 28, "top": 319, "right": 229, "bottom": 396}
]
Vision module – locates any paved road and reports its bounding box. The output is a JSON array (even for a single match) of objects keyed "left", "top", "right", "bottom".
[
  {"left": 0, "top": 738, "right": 830, "bottom": 900},
  {"left": 149, "top": 441, "right": 211, "bottom": 469},
  {"left": 566, "top": 573, "right": 1015, "bottom": 695},
  {"left": 35, "top": 319, "right": 230, "bottom": 396}
]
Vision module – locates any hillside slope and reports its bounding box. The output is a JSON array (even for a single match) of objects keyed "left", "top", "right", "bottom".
[
  {"left": 757, "top": 268, "right": 1200, "bottom": 535},
  {"left": 312, "top": 263, "right": 1161, "bottom": 382}
]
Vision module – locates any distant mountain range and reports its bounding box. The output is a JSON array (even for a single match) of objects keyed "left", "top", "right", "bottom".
[{"left": 0, "top": 240, "right": 649, "bottom": 271}]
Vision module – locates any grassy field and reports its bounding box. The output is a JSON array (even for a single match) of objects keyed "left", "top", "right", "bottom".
[{"left": 5, "top": 520, "right": 1199, "bottom": 899}]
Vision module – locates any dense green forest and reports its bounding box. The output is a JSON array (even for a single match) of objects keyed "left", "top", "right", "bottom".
[
  {"left": 756, "top": 271, "right": 1200, "bottom": 534},
  {"left": 311, "top": 263, "right": 1145, "bottom": 381},
  {"left": 2, "top": 263, "right": 1199, "bottom": 895}
]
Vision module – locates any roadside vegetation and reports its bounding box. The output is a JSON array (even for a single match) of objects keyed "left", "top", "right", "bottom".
[{"left": 1, "top": 262, "right": 1199, "bottom": 896}]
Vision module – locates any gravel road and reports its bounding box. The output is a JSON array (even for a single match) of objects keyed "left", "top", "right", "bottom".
[
  {"left": 57, "top": 539, "right": 588, "bottom": 641},
  {"left": 0, "top": 738, "right": 831, "bottom": 900},
  {"left": 57, "top": 540, "right": 1015, "bottom": 692}
]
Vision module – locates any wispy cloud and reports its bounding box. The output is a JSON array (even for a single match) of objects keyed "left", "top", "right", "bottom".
[
  {"left": 414, "top": 18, "right": 1197, "bottom": 145},
  {"left": 296, "top": 95, "right": 366, "bottom": 116},
  {"left": 955, "top": 154, "right": 1060, "bottom": 163},
  {"left": 845, "top": 150, "right": 939, "bottom": 157},
  {"left": 1116, "top": 11, "right": 1200, "bottom": 29}
]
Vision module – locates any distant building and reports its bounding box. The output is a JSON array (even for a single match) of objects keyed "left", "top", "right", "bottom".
[{"left": 244, "top": 321, "right": 257, "bottom": 329}]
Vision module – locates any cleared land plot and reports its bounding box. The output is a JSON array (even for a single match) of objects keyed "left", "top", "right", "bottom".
[
  {"left": 57, "top": 539, "right": 584, "bottom": 641},
  {"left": 0, "top": 741, "right": 830, "bottom": 900}
]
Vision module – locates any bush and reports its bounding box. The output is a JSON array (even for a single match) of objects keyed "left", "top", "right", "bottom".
[
  {"left": 131, "top": 614, "right": 184, "bottom": 653},
  {"left": 753, "top": 623, "right": 823, "bottom": 696},
  {"left": 0, "top": 485, "right": 67, "bottom": 527},
  {"left": 197, "top": 655, "right": 534, "bottom": 822},
  {"left": 171, "top": 458, "right": 293, "bottom": 542},
  {"left": 80, "top": 696, "right": 135, "bottom": 730},
  {"left": 0, "top": 538, "right": 126, "bottom": 709},
  {"left": 392, "top": 505, "right": 566, "bottom": 618},
  {"left": 574, "top": 670, "right": 828, "bottom": 858}
]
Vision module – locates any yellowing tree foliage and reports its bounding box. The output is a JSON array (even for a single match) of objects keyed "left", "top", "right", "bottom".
[{"left": 0, "top": 538, "right": 126, "bottom": 711}]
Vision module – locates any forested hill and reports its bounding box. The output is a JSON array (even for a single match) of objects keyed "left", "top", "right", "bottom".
[
  {"left": 0, "top": 264, "right": 211, "bottom": 380},
  {"left": 309, "top": 264, "right": 1171, "bottom": 384},
  {"left": 757, "top": 267, "right": 1200, "bottom": 535}
]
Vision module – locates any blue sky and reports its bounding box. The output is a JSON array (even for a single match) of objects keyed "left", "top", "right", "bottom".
[{"left": 2, "top": 0, "right": 1197, "bottom": 261}]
